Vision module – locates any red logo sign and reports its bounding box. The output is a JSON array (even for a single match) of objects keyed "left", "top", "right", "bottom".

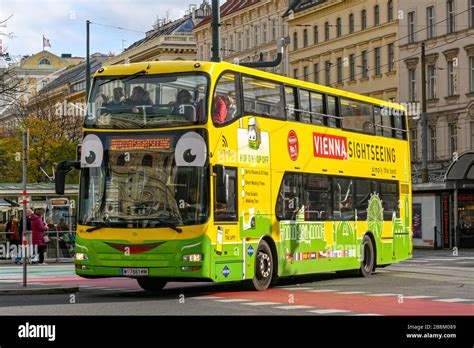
[
  {"left": 313, "top": 133, "right": 348, "bottom": 160},
  {"left": 287, "top": 130, "right": 299, "bottom": 161}
]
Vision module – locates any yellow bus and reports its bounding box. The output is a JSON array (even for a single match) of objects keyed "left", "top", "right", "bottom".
[{"left": 56, "top": 61, "right": 411, "bottom": 291}]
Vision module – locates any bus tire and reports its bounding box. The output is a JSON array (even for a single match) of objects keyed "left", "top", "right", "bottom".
[
  {"left": 360, "top": 235, "right": 375, "bottom": 277},
  {"left": 136, "top": 277, "right": 167, "bottom": 291},
  {"left": 250, "top": 240, "right": 274, "bottom": 291}
]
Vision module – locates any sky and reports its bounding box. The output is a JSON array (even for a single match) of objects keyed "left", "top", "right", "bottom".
[{"left": 0, "top": 0, "right": 215, "bottom": 59}]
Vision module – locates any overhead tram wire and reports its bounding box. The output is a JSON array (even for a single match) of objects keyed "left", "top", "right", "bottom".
[{"left": 293, "top": 6, "right": 472, "bottom": 82}]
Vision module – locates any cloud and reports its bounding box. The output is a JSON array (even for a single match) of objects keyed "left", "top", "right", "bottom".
[{"left": 1, "top": 0, "right": 205, "bottom": 57}]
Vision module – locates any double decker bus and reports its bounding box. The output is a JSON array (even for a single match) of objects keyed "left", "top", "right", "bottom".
[{"left": 56, "top": 61, "right": 411, "bottom": 291}]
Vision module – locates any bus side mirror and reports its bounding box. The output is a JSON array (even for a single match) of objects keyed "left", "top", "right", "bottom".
[
  {"left": 55, "top": 161, "right": 80, "bottom": 195},
  {"left": 214, "top": 165, "right": 228, "bottom": 205}
]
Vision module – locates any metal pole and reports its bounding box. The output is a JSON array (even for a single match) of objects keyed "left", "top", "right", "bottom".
[
  {"left": 22, "top": 130, "right": 27, "bottom": 287},
  {"left": 453, "top": 187, "right": 458, "bottom": 249},
  {"left": 421, "top": 42, "right": 429, "bottom": 183},
  {"left": 86, "top": 20, "right": 91, "bottom": 101},
  {"left": 211, "top": 0, "right": 220, "bottom": 62}
]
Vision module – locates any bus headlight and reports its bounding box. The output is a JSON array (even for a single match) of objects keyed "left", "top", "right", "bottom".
[
  {"left": 75, "top": 253, "right": 88, "bottom": 261},
  {"left": 183, "top": 254, "right": 202, "bottom": 262}
]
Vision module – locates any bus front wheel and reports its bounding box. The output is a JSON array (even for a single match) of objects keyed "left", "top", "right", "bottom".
[
  {"left": 360, "top": 235, "right": 375, "bottom": 277},
  {"left": 137, "top": 277, "right": 167, "bottom": 291},
  {"left": 250, "top": 240, "right": 274, "bottom": 291}
]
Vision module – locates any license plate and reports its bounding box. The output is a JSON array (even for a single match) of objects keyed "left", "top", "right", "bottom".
[{"left": 121, "top": 268, "right": 149, "bottom": 276}]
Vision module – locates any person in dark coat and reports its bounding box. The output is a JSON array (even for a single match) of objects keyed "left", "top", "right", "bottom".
[{"left": 30, "top": 209, "right": 48, "bottom": 265}]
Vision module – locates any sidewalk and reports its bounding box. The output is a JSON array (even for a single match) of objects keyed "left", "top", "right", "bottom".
[{"left": 0, "top": 282, "right": 79, "bottom": 295}]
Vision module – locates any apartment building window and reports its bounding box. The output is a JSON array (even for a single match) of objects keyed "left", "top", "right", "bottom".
[
  {"left": 337, "top": 57, "right": 343, "bottom": 84},
  {"left": 388, "top": 43, "right": 395, "bottom": 72},
  {"left": 408, "top": 11, "right": 416, "bottom": 43},
  {"left": 429, "top": 126, "right": 437, "bottom": 160},
  {"left": 314, "top": 63, "right": 320, "bottom": 84},
  {"left": 325, "top": 60, "right": 331, "bottom": 86},
  {"left": 349, "top": 54, "right": 356, "bottom": 81},
  {"left": 427, "top": 6, "right": 435, "bottom": 39},
  {"left": 271, "top": 19, "right": 276, "bottom": 40},
  {"left": 449, "top": 123, "right": 457, "bottom": 154},
  {"left": 471, "top": 122, "right": 474, "bottom": 147},
  {"left": 374, "top": 47, "right": 381, "bottom": 75},
  {"left": 303, "top": 29, "right": 308, "bottom": 47},
  {"left": 314, "top": 26, "right": 319, "bottom": 44},
  {"left": 388, "top": 0, "right": 394, "bottom": 21},
  {"left": 325, "top": 21, "right": 330, "bottom": 41},
  {"left": 293, "top": 31, "right": 298, "bottom": 50},
  {"left": 361, "top": 9, "right": 367, "bottom": 30},
  {"left": 448, "top": 59, "right": 457, "bottom": 96},
  {"left": 361, "top": 51, "right": 368, "bottom": 78},
  {"left": 254, "top": 25, "right": 259, "bottom": 46},
  {"left": 349, "top": 13, "right": 354, "bottom": 33},
  {"left": 304, "top": 66, "right": 309, "bottom": 81},
  {"left": 374, "top": 5, "right": 380, "bottom": 26},
  {"left": 408, "top": 68, "right": 417, "bottom": 101},
  {"left": 470, "top": 0, "right": 474, "bottom": 28},
  {"left": 410, "top": 129, "right": 418, "bottom": 160},
  {"left": 336, "top": 17, "right": 342, "bottom": 37},
  {"left": 447, "top": 0, "right": 456, "bottom": 33},
  {"left": 470, "top": 56, "right": 474, "bottom": 92},
  {"left": 294, "top": 68, "right": 299, "bottom": 79},
  {"left": 427, "top": 64, "right": 437, "bottom": 99}
]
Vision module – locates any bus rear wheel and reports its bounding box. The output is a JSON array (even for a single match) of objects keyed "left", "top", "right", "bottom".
[
  {"left": 360, "top": 235, "right": 375, "bottom": 277},
  {"left": 136, "top": 277, "right": 167, "bottom": 291},
  {"left": 250, "top": 240, "right": 274, "bottom": 291}
]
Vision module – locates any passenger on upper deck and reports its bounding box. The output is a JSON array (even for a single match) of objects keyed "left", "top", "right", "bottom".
[
  {"left": 211, "top": 91, "right": 227, "bottom": 125},
  {"left": 127, "top": 86, "right": 153, "bottom": 107}
]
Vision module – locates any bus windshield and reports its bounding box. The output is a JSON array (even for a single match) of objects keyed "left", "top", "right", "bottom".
[
  {"left": 85, "top": 73, "right": 208, "bottom": 129},
  {"left": 78, "top": 131, "right": 209, "bottom": 228}
]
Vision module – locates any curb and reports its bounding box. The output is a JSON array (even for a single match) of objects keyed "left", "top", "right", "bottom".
[{"left": 0, "top": 286, "right": 79, "bottom": 296}]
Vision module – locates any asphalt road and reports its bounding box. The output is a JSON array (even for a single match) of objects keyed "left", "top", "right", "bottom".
[{"left": 0, "top": 249, "right": 473, "bottom": 316}]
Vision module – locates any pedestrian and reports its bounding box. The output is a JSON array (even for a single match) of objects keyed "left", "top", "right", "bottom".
[
  {"left": 6, "top": 217, "right": 21, "bottom": 264},
  {"left": 30, "top": 209, "right": 49, "bottom": 265}
]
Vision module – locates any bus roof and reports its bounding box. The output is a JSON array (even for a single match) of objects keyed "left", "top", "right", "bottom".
[{"left": 96, "top": 61, "right": 405, "bottom": 111}]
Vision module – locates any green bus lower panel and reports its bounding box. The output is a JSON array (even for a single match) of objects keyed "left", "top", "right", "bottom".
[{"left": 214, "top": 261, "right": 243, "bottom": 282}]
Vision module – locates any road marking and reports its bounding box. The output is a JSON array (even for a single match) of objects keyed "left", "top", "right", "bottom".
[
  {"left": 369, "top": 293, "right": 398, "bottom": 297},
  {"left": 192, "top": 296, "right": 221, "bottom": 300},
  {"left": 434, "top": 298, "right": 473, "bottom": 303},
  {"left": 281, "top": 287, "right": 314, "bottom": 291},
  {"left": 306, "top": 289, "right": 338, "bottom": 293},
  {"left": 308, "top": 309, "right": 351, "bottom": 314},
  {"left": 274, "top": 305, "right": 314, "bottom": 310},
  {"left": 351, "top": 313, "right": 382, "bottom": 316},
  {"left": 403, "top": 295, "right": 436, "bottom": 299},
  {"left": 215, "top": 299, "right": 251, "bottom": 303},
  {"left": 338, "top": 291, "right": 368, "bottom": 294},
  {"left": 241, "top": 302, "right": 280, "bottom": 306}
]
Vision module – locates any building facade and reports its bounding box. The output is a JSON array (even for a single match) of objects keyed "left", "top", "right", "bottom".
[
  {"left": 399, "top": 0, "right": 474, "bottom": 249},
  {"left": 0, "top": 50, "right": 82, "bottom": 134},
  {"left": 286, "top": 0, "right": 399, "bottom": 101},
  {"left": 400, "top": 0, "right": 474, "bottom": 182},
  {"left": 193, "top": 0, "right": 291, "bottom": 75},
  {"left": 104, "top": 1, "right": 211, "bottom": 66}
]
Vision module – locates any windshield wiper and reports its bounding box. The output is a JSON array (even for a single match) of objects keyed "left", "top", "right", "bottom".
[
  {"left": 98, "top": 69, "right": 147, "bottom": 88},
  {"left": 85, "top": 221, "right": 127, "bottom": 232}
]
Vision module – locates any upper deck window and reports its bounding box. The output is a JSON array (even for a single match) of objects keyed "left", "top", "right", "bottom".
[{"left": 86, "top": 73, "right": 208, "bottom": 129}]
